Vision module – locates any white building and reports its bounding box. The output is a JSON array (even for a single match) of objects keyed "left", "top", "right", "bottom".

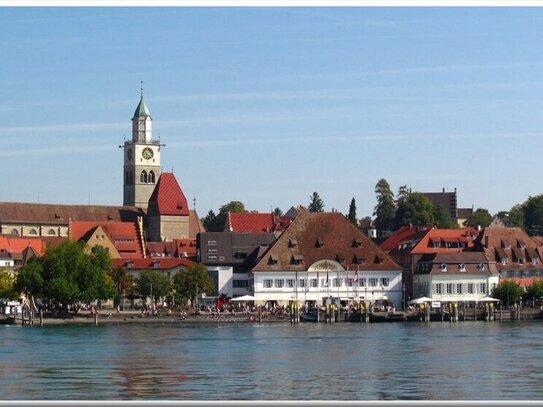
[
  {"left": 413, "top": 252, "right": 500, "bottom": 302},
  {"left": 251, "top": 212, "right": 404, "bottom": 308}
]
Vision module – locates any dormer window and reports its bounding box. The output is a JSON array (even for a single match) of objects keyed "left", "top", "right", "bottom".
[
  {"left": 126, "top": 261, "right": 134, "bottom": 268},
  {"left": 459, "top": 263, "right": 466, "bottom": 272},
  {"left": 477, "top": 263, "right": 486, "bottom": 271},
  {"left": 374, "top": 255, "right": 384, "bottom": 264},
  {"left": 518, "top": 239, "right": 527, "bottom": 249},
  {"left": 353, "top": 255, "right": 365, "bottom": 264},
  {"left": 501, "top": 240, "right": 511, "bottom": 249},
  {"left": 268, "top": 255, "right": 278, "bottom": 265},
  {"left": 352, "top": 239, "right": 362, "bottom": 248},
  {"left": 315, "top": 238, "right": 324, "bottom": 248},
  {"left": 440, "top": 263, "right": 447, "bottom": 272},
  {"left": 291, "top": 254, "right": 304, "bottom": 265},
  {"left": 152, "top": 260, "right": 160, "bottom": 268},
  {"left": 288, "top": 239, "right": 297, "bottom": 248},
  {"left": 335, "top": 254, "right": 345, "bottom": 264}
]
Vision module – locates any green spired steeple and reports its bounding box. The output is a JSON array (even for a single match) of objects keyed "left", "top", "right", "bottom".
[{"left": 133, "top": 82, "right": 151, "bottom": 119}]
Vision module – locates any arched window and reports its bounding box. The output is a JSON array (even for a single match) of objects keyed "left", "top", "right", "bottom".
[
  {"left": 48, "top": 229, "right": 56, "bottom": 235},
  {"left": 125, "top": 171, "right": 130, "bottom": 185},
  {"left": 10, "top": 228, "right": 19, "bottom": 235},
  {"left": 149, "top": 170, "right": 156, "bottom": 183},
  {"left": 29, "top": 229, "right": 37, "bottom": 235},
  {"left": 140, "top": 170, "right": 148, "bottom": 183}
]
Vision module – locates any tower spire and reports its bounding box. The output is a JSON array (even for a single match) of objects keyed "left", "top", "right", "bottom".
[{"left": 140, "top": 81, "right": 144, "bottom": 97}]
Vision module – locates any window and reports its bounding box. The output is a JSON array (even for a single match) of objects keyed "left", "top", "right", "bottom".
[
  {"left": 333, "top": 278, "right": 343, "bottom": 287},
  {"left": 208, "top": 255, "right": 217, "bottom": 261},
  {"left": 321, "top": 278, "right": 329, "bottom": 288},
  {"left": 10, "top": 229, "right": 19, "bottom": 235},
  {"left": 435, "top": 283, "right": 443, "bottom": 294},
  {"left": 446, "top": 283, "right": 453, "bottom": 294},
  {"left": 233, "top": 280, "right": 249, "bottom": 288},
  {"left": 459, "top": 264, "right": 466, "bottom": 272},
  {"left": 467, "top": 283, "right": 474, "bottom": 294},
  {"left": 456, "top": 284, "right": 463, "bottom": 294},
  {"left": 369, "top": 278, "right": 378, "bottom": 287},
  {"left": 299, "top": 279, "right": 306, "bottom": 288},
  {"left": 29, "top": 229, "right": 37, "bottom": 235},
  {"left": 148, "top": 170, "right": 156, "bottom": 183},
  {"left": 479, "top": 283, "right": 486, "bottom": 294},
  {"left": 310, "top": 278, "right": 318, "bottom": 288},
  {"left": 381, "top": 278, "right": 390, "bottom": 287},
  {"left": 286, "top": 279, "right": 295, "bottom": 288},
  {"left": 140, "top": 170, "right": 148, "bottom": 183},
  {"left": 440, "top": 263, "right": 447, "bottom": 272},
  {"left": 264, "top": 279, "right": 273, "bottom": 288},
  {"left": 207, "top": 249, "right": 218, "bottom": 255},
  {"left": 268, "top": 255, "right": 278, "bottom": 265},
  {"left": 274, "top": 279, "right": 284, "bottom": 288},
  {"left": 291, "top": 255, "right": 304, "bottom": 265},
  {"left": 346, "top": 278, "right": 354, "bottom": 287},
  {"left": 207, "top": 240, "right": 217, "bottom": 246},
  {"left": 359, "top": 278, "right": 366, "bottom": 287}
]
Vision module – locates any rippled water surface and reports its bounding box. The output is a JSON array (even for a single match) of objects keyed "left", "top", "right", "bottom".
[{"left": 1, "top": 321, "right": 543, "bottom": 400}]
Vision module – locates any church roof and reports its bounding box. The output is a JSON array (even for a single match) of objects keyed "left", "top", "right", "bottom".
[
  {"left": 0, "top": 202, "right": 145, "bottom": 224},
  {"left": 133, "top": 95, "right": 151, "bottom": 119},
  {"left": 148, "top": 173, "right": 190, "bottom": 216}
]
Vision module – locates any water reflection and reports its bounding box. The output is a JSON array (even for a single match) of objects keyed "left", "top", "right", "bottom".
[{"left": 2, "top": 321, "right": 543, "bottom": 400}]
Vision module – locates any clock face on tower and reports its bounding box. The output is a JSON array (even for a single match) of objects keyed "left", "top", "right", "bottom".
[{"left": 142, "top": 147, "right": 154, "bottom": 160}]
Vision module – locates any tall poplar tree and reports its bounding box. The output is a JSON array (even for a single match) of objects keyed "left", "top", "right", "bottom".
[
  {"left": 347, "top": 197, "right": 357, "bottom": 224},
  {"left": 373, "top": 179, "right": 395, "bottom": 232}
]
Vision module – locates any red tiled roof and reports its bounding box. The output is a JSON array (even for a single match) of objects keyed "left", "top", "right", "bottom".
[
  {"left": 379, "top": 226, "right": 430, "bottom": 252},
  {"left": 0, "top": 235, "right": 46, "bottom": 256},
  {"left": 111, "top": 257, "right": 193, "bottom": 270},
  {"left": 227, "top": 212, "right": 292, "bottom": 233},
  {"left": 252, "top": 212, "right": 401, "bottom": 272},
  {"left": 70, "top": 220, "right": 144, "bottom": 258},
  {"left": 411, "top": 228, "right": 478, "bottom": 254},
  {"left": 148, "top": 173, "right": 189, "bottom": 216},
  {"left": 146, "top": 238, "right": 197, "bottom": 259}
]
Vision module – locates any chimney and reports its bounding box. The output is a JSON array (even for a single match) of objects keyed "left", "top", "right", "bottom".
[{"left": 442, "top": 188, "right": 445, "bottom": 193}]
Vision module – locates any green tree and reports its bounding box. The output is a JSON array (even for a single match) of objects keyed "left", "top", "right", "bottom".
[
  {"left": 172, "top": 263, "right": 214, "bottom": 308},
  {"left": 202, "top": 209, "right": 220, "bottom": 232},
  {"left": 394, "top": 192, "right": 435, "bottom": 229},
  {"left": 523, "top": 281, "right": 543, "bottom": 302},
  {"left": 136, "top": 269, "right": 171, "bottom": 305},
  {"left": 308, "top": 192, "right": 325, "bottom": 212},
  {"left": 464, "top": 208, "right": 493, "bottom": 228},
  {"left": 204, "top": 201, "right": 247, "bottom": 232},
  {"left": 16, "top": 241, "right": 114, "bottom": 307},
  {"left": 433, "top": 204, "right": 457, "bottom": 228},
  {"left": 347, "top": 197, "right": 357, "bottom": 224},
  {"left": 15, "top": 259, "right": 44, "bottom": 302},
  {"left": 0, "top": 270, "right": 18, "bottom": 299},
  {"left": 273, "top": 207, "right": 283, "bottom": 217},
  {"left": 373, "top": 178, "right": 395, "bottom": 232},
  {"left": 508, "top": 204, "right": 525, "bottom": 228},
  {"left": 523, "top": 194, "right": 543, "bottom": 236},
  {"left": 108, "top": 266, "right": 134, "bottom": 308},
  {"left": 491, "top": 280, "right": 524, "bottom": 308}
]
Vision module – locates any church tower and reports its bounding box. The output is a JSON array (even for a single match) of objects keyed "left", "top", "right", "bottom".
[{"left": 123, "top": 87, "right": 162, "bottom": 208}]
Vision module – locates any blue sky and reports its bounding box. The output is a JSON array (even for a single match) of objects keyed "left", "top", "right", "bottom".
[{"left": 1, "top": 6, "right": 543, "bottom": 218}]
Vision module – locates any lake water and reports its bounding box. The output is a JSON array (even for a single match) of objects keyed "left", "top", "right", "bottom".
[{"left": 1, "top": 320, "right": 543, "bottom": 401}]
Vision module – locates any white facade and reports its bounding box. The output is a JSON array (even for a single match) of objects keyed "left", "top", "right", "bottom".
[
  {"left": 207, "top": 266, "right": 234, "bottom": 298},
  {"left": 252, "top": 260, "right": 403, "bottom": 307},
  {"left": 414, "top": 273, "right": 500, "bottom": 301}
]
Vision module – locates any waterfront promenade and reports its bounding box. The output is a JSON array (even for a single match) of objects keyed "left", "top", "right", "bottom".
[{"left": 5, "top": 305, "right": 543, "bottom": 326}]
